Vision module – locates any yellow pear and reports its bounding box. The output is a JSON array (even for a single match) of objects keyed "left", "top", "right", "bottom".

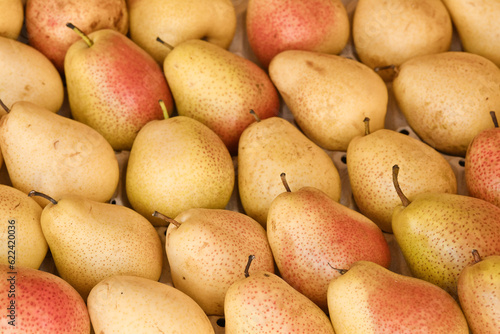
[
  {"left": 88, "top": 275, "right": 214, "bottom": 334},
  {"left": 0, "top": 101, "right": 119, "bottom": 207},
  {"left": 0, "top": 0, "right": 23, "bottom": 40},
  {"left": 238, "top": 116, "right": 341, "bottom": 227},
  {"left": 32, "top": 191, "right": 163, "bottom": 300},
  {"left": 0, "top": 185, "right": 47, "bottom": 269},
  {"left": 268, "top": 50, "right": 388, "bottom": 151}
]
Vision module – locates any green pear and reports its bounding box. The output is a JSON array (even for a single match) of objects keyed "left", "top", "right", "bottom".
[
  {"left": 442, "top": 0, "right": 500, "bottom": 67},
  {"left": 224, "top": 255, "right": 335, "bottom": 334},
  {"left": 162, "top": 208, "right": 275, "bottom": 316},
  {"left": 0, "top": 0, "right": 23, "bottom": 40},
  {"left": 346, "top": 121, "right": 457, "bottom": 233},
  {"left": 457, "top": 250, "right": 500, "bottom": 334},
  {"left": 0, "top": 101, "right": 119, "bottom": 208},
  {"left": 327, "top": 261, "right": 469, "bottom": 333},
  {"left": 0, "top": 36, "right": 64, "bottom": 112},
  {"left": 65, "top": 25, "right": 174, "bottom": 151},
  {"left": 0, "top": 185, "right": 47, "bottom": 269},
  {"left": 31, "top": 191, "right": 163, "bottom": 300},
  {"left": 163, "top": 39, "right": 280, "bottom": 155},
  {"left": 126, "top": 115, "right": 235, "bottom": 226},
  {"left": 267, "top": 177, "right": 391, "bottom": 312},
  {"left": 238, "top": 116, "right": 341, "bottom": 227},
  {"left": 268, "top": 50, "right": 388, "bottom": 151},
  {"left": 353, "top": 0, "right": 452, "bottom": 81},
  {"left": 391, "top": 165, "right": 500, "bottom": 299},
  {"left": 88, "top": 275, "right": 214, "bottom": 333},
  {"left": 392, "top": 51, "right": 500, "bottom": 156}
]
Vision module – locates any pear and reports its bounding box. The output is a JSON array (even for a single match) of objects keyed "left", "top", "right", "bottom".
[
  {"left": 267, "top": 176, "right": 391, "bottom": 312},
  {"left": 0, "top": 185, "right": 47, "bottom": 269},
  {"left": 457, "top": 250, "right": 500, "bottom": 334},
  {"left": 268, "top": 50, "right": 388, "bottom": 151},
  {"left": 391, "top": 165, "right": 500, "bottom": 299},
  {"left": 0, "top": 0, "right": 23, "bottom": 40},
  {"left": 162, "top": 208, "right": 275, "bottom": 316},
  {"left": 238, "top": 116, "right": 341, "bottom": 227},
  {"left": 65, "top": 25, "right": 174, "bottom": 151},
  {"left": 163, "top": 39, "right": 280, "bottom": 155},
  {"left": 392, "top": 51, "right": 500, "bottom": 156},
  {"left": 346, "top": 121, "right": 457, "bottom": 233},
  {"left": 327, "top": 261, "right": 469, "bottom": 333},
  {"left": 30, "top": 191, "right": 163, "bottom": 300},
  {"left": 0, "top": 101, "right": 119, "bottom": 208},
  {"left": 88, "top": 275, "right": 214, "bottom": 334},
  {"left": 126, "top": 115, "right": 235, "bottom": 226},
  {"left": 224, "top": 255, "right": 335, "bottom": 333},
  {"left": 0, "top": 264, "right": 90, "bottom": 333},
  {"left": 0, "top": 36, "right": 64, "bottom": 112},
  {"left": 442, "top": 0, "right": 500, "bottom": 67}
]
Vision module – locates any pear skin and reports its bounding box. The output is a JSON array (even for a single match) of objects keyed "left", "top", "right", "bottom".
[{"left": 0, "top": 0, "right": 23, "bottom": 40}]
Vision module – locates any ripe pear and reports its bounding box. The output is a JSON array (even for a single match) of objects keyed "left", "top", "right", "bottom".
[
  {"left": 126, "top": 116, "right": 235, "bottom": 226},
  {"left": 224, "top": 256, "right": 335, "bottom": 334},
  {"left": 238, "top": 116, "right": 341, "bottom": 227},
  {"left": 353, "top": 0, "right": 452, "bottom": 81},
  {"left": 163, "top": 39, "right": 280, "bottom": 155},
  {"left": 88, "top": 275, "right": 214, "bottom": 334},
  {"left": 442, "top": 0, "right": 500, "bottom": 67},
  {"left": 0, "top": 185, "right": 47, "bottom": 269},
  {"left": 346, "top": 122, "right": 457, "bottom": 233},
  {"left": 65, "top": 26, "right": 174, "bottom": 151},
  {"left": 457, "top": 250, "right": 500, "bottom": 334},
  {"left": 0, "top": 101, "right": 119, "bottom": 208},
  {"left": 0, "top": 0, "right": 23, "bottom": 40},
  {"left": 268, "top": 50, "right": 388, "bottom": 151},
  {"left": 32, "top": 191, "right": 163, "bottom": 300},
  {"left": 327, "top": 261, "right": 469, "bottom": 333},
  {"left": 392, "top": 51, "right": 500, "bottom": 156},
  {"left": 0, "top": 264, "right": 90, "bottom": 333},
  {"left": 0, "top": 36, "right": 64, "bottom": 112},
  {"left": 465, "top": 111, "right": 500, "bottom": 207},
  {"left": 163, "top": 208, "right": 275, "bottom": 316},
  {"left": 267, "top": 178, "right": 391, "bottom": 312},
  {"left": 391, "top": 165, "right": 500, "bottom": 299}
]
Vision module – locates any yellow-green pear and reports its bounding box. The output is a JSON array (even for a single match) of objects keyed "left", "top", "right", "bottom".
[
  {"left": 457, "top": 250, "right": 500, "bottom": 334},
  {"left": 238, "top": 116, "right": 341, "bottom": 227},
  {"left": 327, "top": 261, "right": 469, "bottom": 333},
  {"left": 0, "top": 185, "right": 47, "bottom": 269},
  {"left": 0, "top": 36, "right": 64, "bottom": 112},
  {"left": 442, "top": 0, "right": 500, "bottom": 67},
  {"left": 31, "top": 191, "right": 163, "bottom": 300},
  {"left": 393, "top": 51, "right": 500, "bottom": 156},
  {"left": 88, "top": 275, "right": 214, "bottom": 334},
  {"left": 346, "top": 122, "right": 457, "bottom": 233},
  {"left": 353, "top": 0, "right": 452, "bottom": 81},
  {"left": 0, "top": 0, "right": 23, "bottom": 40},
  {"left": 391, "top": 165, "right": 500, "bottom": 299},
  {"left": 0, "top": 101, "right": 119, "bottom": 208},
  {"left": 224, "top": 256, "right": 335, "bottom": 334},
  {"left": 126, "top": 116, "right": 235, "bottom": 226},
  {"left": 268, "top": 50, "right": 388, "bottom": 151}
]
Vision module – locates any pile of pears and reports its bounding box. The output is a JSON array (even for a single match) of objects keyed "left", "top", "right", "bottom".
[{"left": 0, "top": 0, "right": 499, "bottom": 333}]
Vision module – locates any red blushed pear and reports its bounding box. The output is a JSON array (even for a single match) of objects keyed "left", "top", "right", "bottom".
[
  {"left": 64, "top": 23, "right": 174, "bottom": 151},
  {"left": 0, "top": 264, "right": 90, "bottom": 333}
]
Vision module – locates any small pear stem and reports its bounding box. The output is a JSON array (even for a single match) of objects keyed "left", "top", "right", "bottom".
[
  {"left": 471, "top": 249, "right": 482, "bottom": 264},
  {"left": 363, "top": 117, "right": 371, "bottom": 136},
  {"left": 249, "top": 109, "right": 261, "bottom": 122},
  {"left": 156, "top": 37, "right": 174, "bottom": 51},
  {"left": 280, "top": 173, "right": 292, "bottom": 192},
  {"left": 152, "top": 211, "right": 181, "bottom": 227},
  {"left": 28, "top": 190, "right": 58, "bottom": 205},
  {"left": 244, "top": 255, "right": 255, "bottom": 278},
  {"left": 159, "top": 100, "right": 169, "bottom": 120},
  {"left": 490, "top": 111, "right": 498, "bottom": 128},
  {"left": 66, "top": 23, "right": 93, "bottom": 47},
  {"left": 0, "top": 100, "right": 9, "bottom": 113},
  {"left": 327, "top": 263, "right": 348, "bottom": 275},
  {"left": 392, "top": 165, "right": 411, "bottom": 207}
]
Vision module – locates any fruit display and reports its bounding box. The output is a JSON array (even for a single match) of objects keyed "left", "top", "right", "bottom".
[{"left": 0, "top": 0, "right": 499, "bottom": 333}]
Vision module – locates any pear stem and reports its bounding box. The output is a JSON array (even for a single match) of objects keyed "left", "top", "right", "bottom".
[
  {"left": 490, "top": 111, "right": 498, "bottom": 128},
  {"left": 471, "top": 249, "right": 482, "bottom": 264},
  {"left": 0, "top": 100, "right": 9, "bottom": 113},
  {"left": 156, "top": 37, "right": 174, "bottom": 51},
  {"left": 66, "top": 23, "right": 93, "bottom": 47},
  {"left": 392, "top": 165, "right": 411, "bottom": 207},
  {"left": 28, "top": 190, "right": 58, "bottom": 205},
  {"left": 244, "top": 255, "right": 255, "bottom": 278},
  {"left": 327, "top": 263, "right": 348, "bottom": 275},
  {"left": 249, "top": 109, "right": 261, "bottom": 122},
  {"left": 363, "top": 117, "right": 371, "bottom": 136},
  {"left": 280, "top": 173, "right": 292, "bottom": 192},
  {"left": 152, "top": 211, "right": 181, "bottom": 227},
  {"left": 159, "top": 100, "right": 169, "bottom": 120}
]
